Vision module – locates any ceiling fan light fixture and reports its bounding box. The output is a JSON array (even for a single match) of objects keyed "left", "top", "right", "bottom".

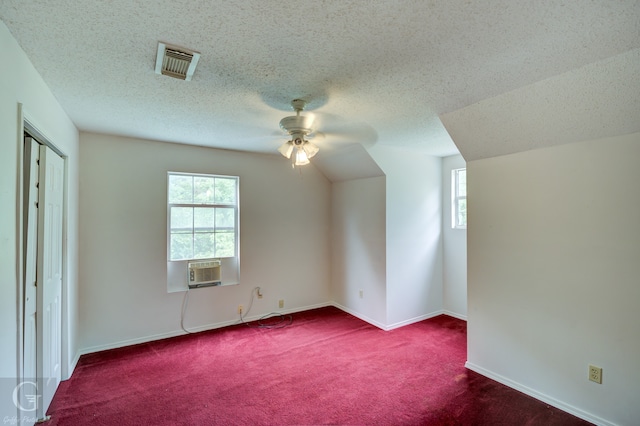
[
  {"left": 295, "top": 147, "right": 310, "bottom": 165},
  {"left": 302, "top": 141, "right": 319, "bottom": 158},
  {"left": 278, "top": 141, "right": 294, "bottom": 159}
]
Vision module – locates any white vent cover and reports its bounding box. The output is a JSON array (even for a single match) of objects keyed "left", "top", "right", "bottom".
[{"left": 155, "top": 42, "right": 200, "bottom": 81}]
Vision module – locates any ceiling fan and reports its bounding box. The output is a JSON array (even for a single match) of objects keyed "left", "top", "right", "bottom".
[
  {"left": 272, "top": 97, "right": 379, "bottom": 168},
  {"left": 277, "top": 99, "right": 319, "bottom": 167}
]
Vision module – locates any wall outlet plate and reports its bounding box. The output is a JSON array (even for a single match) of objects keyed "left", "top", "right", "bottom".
[{"left": 589, "top": 365, "right": 602, "bottom": 384}]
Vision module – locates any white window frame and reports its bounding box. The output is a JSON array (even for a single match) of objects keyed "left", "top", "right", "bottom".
[
  {"left": 452, "top": 168, "right": 467, "bottom": 229},
  {"left": 166, "top": 172, "right": 240, "bottom": 291}
]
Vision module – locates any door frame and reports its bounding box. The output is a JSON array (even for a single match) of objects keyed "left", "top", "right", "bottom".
[{"left": 16, "top": 104, "right": 70, "bottom": 419}]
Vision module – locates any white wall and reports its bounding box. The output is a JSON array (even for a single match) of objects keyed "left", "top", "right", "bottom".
[
  {"left": 331, "top": 176, "right": 386, "bottom": 327},
  {"left": 367, "top": 146, "right": 443, "bottom": 328},
  {"left": 442, "top": 154, "right": 467, "bottom": 319},
  {"left": 0, "top": 22, "right": 79, "bottom": 383},
  {"left": 466, "top": 133, "right": 640, "bottom": 425},
  {"left": 78, "top": 133, "right": 331, "bottom": 352}
]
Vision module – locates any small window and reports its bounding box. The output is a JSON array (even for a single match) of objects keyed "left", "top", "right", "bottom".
[
  {"left": 167, "top": 172, "right": 239, "bottom": 261},
  {"left": 452, "top": 168, "right": 466, "bottom": 229}
]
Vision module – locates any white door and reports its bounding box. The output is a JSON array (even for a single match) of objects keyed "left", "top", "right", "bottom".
[
  {"left": 23, "top": 138, "right": 39, "bottom": 386},
  {"left": 20, "top": 138, "right": 40, "bottom": 426},
  {"left": 35, "top": 144, "right": 64, "bottom": 420}
]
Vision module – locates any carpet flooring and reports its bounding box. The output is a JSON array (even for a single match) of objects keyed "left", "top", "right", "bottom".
[{"left": 47, "top": 306, "right": 592, "bottom": 425}]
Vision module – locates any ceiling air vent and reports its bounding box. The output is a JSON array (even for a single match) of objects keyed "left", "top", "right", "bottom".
[{"left": 155, "top": 42, "right": 200, "bottom": 81}]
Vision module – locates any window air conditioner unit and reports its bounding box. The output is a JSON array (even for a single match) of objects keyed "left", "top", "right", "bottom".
[{"left": 187, "top": 259, "right": 221, "bottom": 288}]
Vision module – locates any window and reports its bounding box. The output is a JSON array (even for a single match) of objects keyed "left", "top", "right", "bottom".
[
  {"left": 167, "top": 172, "right": 239, "bottom": 261},
  {"left": 452, "top": 168, "right": 466, "bottom": 229}
]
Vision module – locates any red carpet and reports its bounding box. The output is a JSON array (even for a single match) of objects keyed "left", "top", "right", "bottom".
[{"left": 48, "top": 307, "right": 591, "bottom": 425}]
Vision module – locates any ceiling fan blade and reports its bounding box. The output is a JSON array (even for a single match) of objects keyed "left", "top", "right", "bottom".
[
  {"left": 311, "top": 111, "right": 378, "bottom": 148},
  {"left": 254, "top": 97, "right": 379, "bottom": 157}
]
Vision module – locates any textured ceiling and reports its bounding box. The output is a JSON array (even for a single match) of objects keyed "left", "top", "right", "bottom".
[{"left": 1, "top": 1, "right": 639, "bottom": 164}]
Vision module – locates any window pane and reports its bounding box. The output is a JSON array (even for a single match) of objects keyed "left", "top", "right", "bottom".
[
  {"left": 168, "top": 175, "right": 193, "bottom": 203},
  {"left": 168, "top": 173, "right": 239, "bottom": 264},
  {"left": 194, "top": 177, "right": 215, "bottom": 204},
  {"left": 170, "top": 207, "right": 193, "bottom": 233},
  {"left": 214, "top": 178, "right": 236, "bottom": 204},
  {"left": 215, "top": 232, "right": 235, "bottom": 258},
  {"left": 458, "top": 198, "right": 467, "bottom": 227},
  {"left": 171, "top": 234, "right": 193, "bottom": 260},
  {"left": 458, "top": 170, "right": 466, "bottom": 197},
  {"left": 215, "top": 207, "right": 235, "bottom": 230},
  {"left": 194, "top": 208, "right": 214, "bottom": 233},
  {"left": 194, "top": 233, "right": 215, "bottom": 259}
]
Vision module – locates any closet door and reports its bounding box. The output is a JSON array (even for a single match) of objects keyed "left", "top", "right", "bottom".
[
  {"left": 35, "top": 144, "right": 64, "bottom": 419},
  {"left": 23, "top": 137, "right": 39, "bottom": 395}
]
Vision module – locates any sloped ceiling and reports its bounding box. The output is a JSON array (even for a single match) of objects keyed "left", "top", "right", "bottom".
[
  {"left": 1, "top": 1, "right": 639, "bottom": 177},
  {"left": 441, "top": 48, "right": 640, "bottom": 161},
  {"left": 311, "top": 144, "right": 384, "bottom": 183}
]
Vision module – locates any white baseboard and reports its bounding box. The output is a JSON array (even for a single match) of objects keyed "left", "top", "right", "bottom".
[
  {"left": 330, "top": 304, "right": 460, "bottom": 331},
  {"left": 330, "top": 302, "right": 387, "bottom": 330},
  {"left": 78, "top": 303, "right": 461, "bottom": 359},
  {"left": 63, "top": 351, "right": 81, "bottom": 380},
  {"left": 78, "top": 302, "right": 333, "bottom": 357},
  {"left": 442, "top": 309, "right": 467, "bottom": 321},
  {"left": 385, "top": 310, "right": 446, "bottom": 330},
  {"left": 80, "top": 329, "right": 199, "bottom": 357},
  {"left": 465, "top": 362, "right": 614, "bottom": 426},
  {"left": 272, "top": 301, "right": 333, "bottom": 317}
]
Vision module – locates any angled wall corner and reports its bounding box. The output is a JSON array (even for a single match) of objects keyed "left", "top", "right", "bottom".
[{"left": 367, "top": 145, "right": 444, "bottom": 328}]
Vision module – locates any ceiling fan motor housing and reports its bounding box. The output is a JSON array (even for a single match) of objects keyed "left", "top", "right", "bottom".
[{"left": 279, "top": 115, "right": 314, "bottom": 136}]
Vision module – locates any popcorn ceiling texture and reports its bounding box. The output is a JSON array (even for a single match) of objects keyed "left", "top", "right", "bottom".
[{"left": 1, "top": 0, "right": 639, "bottom": 163}]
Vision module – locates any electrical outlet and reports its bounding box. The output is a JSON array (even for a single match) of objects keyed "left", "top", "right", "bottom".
[
  {"left": 257, "top": 288, "right": 263, "bottom": 299},
  {"left": 589, "top": 365, "right": 602, "bottom": 384},
  {"left": 278, "top": 299, "right": 284, "bottom": 309},
  {"left": 359, "top": 289, "right": 364, "bottom": 299},
  {"left": 238, "top": 305, "right": 243, "bottom": 315}
]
